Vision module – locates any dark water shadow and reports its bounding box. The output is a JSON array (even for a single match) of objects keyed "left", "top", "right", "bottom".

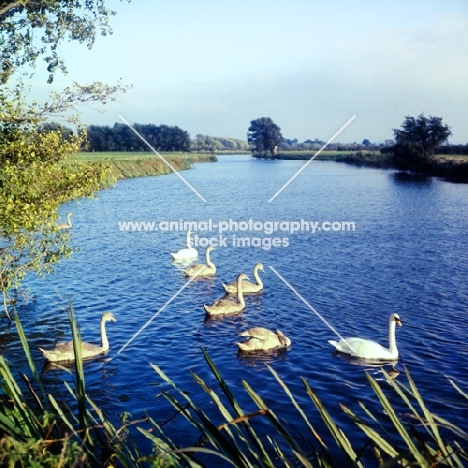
[
  {"left": 392, "top": 171, "right": 433, "bottom": 185},
  {"left": 236, "top": 346, "right": 291, "bottom": 367},
  {"left": 203, "top": 308, "right": 245, "bottom": 326},
  {"left": 41, "top": 353, "right": 112, "bottom": 375}
]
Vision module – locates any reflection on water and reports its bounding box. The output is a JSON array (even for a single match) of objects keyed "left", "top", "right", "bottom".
[
  {"left": 330, "top": 351, "right": 399, "bottom": 367},
  {"left": 41, "top": 355, "right": 112, "bottom": 375},
  {"left": 236, "top": 348, "right": 291, "bottom": 368},
  {"left": 393, "top": 171, "right": 433, "bottom": 184},
  {"left": 2, "top": 156, "right": 468, "bottom": 459}
]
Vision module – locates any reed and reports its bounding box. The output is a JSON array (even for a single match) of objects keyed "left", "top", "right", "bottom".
[
  {"left": 149, "top": 351, "right": 468, "bottom": 467},
  {"left": 1, "top": 306, "right": 467, "bottom": 466},
  {"left": 0, "top": 307, "right": 178, "bottom": 467}
]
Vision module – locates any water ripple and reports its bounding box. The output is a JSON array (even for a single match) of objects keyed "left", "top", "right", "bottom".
[{"left": 3, "top": 156, "right": 468, "bottom": 455}]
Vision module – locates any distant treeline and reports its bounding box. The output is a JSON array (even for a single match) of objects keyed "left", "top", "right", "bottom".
[
  {"left": 41, "top": 121, "right": 468, "bottom": 155},
  {"left": 83, "top": 123, "right": 250, "bottom": 152},
  {"left": 86, "top": 123, "right": 191, "bottom": 152},
  {"left": 191, "top": 134, "right": 249, "bottom": 152},
  {"left": 279, "top": 138, "right": 397, "bottom": 152}
]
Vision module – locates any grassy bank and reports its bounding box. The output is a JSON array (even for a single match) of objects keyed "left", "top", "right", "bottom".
[{"left": 69, "top": 152, "right": 217, "bottom": 180}]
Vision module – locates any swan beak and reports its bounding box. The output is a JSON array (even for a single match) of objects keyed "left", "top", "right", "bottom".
[{"left": 395, "top": 318, "right": 402, "bottom": 326}]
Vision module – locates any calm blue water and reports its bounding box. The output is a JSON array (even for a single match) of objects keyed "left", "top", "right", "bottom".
[{"left": 4, "top": 155, "right": 468, "bottom": 463}]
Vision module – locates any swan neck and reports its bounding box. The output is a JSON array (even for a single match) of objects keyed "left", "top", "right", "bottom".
[
  {"left": 100, "top": 318, "right": 109, "bottom": 351},
  {"left": 67, "top": 213, "right": 72, "bottom": 227},
  {"left": 253, "top": 267, "right": 263, "bottom": 287},
  {"left": 205, "top": 249, "right": 213, "bottom": 267},
  {"left": 237, "top": 278, "right": 245, "bottom": 305},
  {"left": 388, "top": 320, "right": 397, "bottom": 354},
  {"left": 185, "top": 231, "right": 192, "bottom": 248}
]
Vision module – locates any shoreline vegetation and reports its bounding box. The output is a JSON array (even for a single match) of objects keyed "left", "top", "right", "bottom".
[
  {"left": 74, "top": 150, "right": 468, "bottom": 184},
  {"left": 69, "top": 151, "right": 218, "bottom": 181},
  {"left": 255, "top": 150, "right": 468, "bottom": 183}
]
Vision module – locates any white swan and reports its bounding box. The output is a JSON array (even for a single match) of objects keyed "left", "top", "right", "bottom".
[
  {"left": 183, "top": 246, "right": 216, "bottom": 277},
  {"left": 204, "top": 273, "right": 249, "bottom": 316},
  {"left": 222, "top": 263, "right": 264, "bottom": 294},
  {"left": 56, "top": 212, "right": 73, "bottom": 230},
  {"left": 171, "top": 230, "right": 198, "bottom": 260},
  {"left": 39, "top": 312, "right": 116, "bottom": 362},
  {"left": 237, "top": 327, "right": 291, "bottom": 351},
  {"left": 328, "top": 313, "right": 402, "bottom": 360}
]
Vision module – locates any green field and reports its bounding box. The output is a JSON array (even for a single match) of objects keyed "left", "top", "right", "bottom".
[{"left": 69, "top": 151, "right": 217, "bottom": 179}]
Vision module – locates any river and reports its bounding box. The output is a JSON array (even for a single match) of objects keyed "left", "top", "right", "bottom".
[{"left": 4, "top": 154, "right": 468, "bottom": 463}]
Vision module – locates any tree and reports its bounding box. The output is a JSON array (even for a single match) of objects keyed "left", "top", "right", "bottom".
[
  {"left": 0, "top": 0, "right": 122, "bottom": 84},
  {"left": 0, "top": 1, "right": 130, "bottom": 318},
  {"left": 191, "top": 134, "right": 249, "bottom": 152},
  {"left": 0, "top": 83, "right": 126, "bottom": 318},
  {"left": 247, "top": 117, "right": 283, "bottom": 157},
  {"left": 193, "top": 134, "right": 208, "bottom": 152},
  {"left": 391, "top": 114, "right": 452, "bottom": 169},
  {"left": 86, "top": 123, "right": 191, "bottom": 152}
]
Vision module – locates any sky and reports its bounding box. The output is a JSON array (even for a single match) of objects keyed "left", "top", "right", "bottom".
[{"left": 28, "top": 0, "right": 468, "bottom": 144}]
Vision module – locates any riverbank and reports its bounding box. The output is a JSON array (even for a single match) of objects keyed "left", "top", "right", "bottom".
[
  {"left": 72, "top": 150, "right": 468, "bottom": 184},
  {"left": 69, "top": 151, "right": 217, "bottom": 180},
  {"left": 266, "top": 150, "right": 468, "bottom": 183},
  {"left": 335, "top": 152, "right": 468, "bottom": 183}
]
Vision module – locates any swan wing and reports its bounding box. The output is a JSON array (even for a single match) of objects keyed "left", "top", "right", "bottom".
[
  {"left": 39, "top": 341, "right": 75, "bottom": 362},
  {"left": 184, "top": 264, "right": 215, "bottom": 277},
  {"left": 352, "top": 339, "right": 397, "bottom": 359},
  {"left": 80, "top": 342, "right": 106, "bottom": 359},
  {"left": 238, "top": 334, "right": 281, "bottom": 351},
  {"left": 237, "top": 335, "right": 265, "bottom": 351},
  {"left": 171, "top": 247, "right": 198, "bottom": 260},
  {"left": 240, "top": 327, "right": 276, "bottom": 338},
  {"left": 223, "top": 280, "right": 261, "bottom": 294},
  {"left": 330, "top": 337, "right": 397, "bottom": 359},
  {"left": 211, "top": 298, "right": 236, "bottom": 308},
  {"left": 184, "top": 263, "right": 204, "bottom": 276},
  {"left": 80, "top": 342, "right": 101, "bottom": 352},
  {"left": 240, "top": 281, "right": 262, "bottom": 293},
  {"left": 204, "top": 298, "right": 244, "bottom": 315}
]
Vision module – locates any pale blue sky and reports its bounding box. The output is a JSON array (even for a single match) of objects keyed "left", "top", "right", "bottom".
[{"left": 31, "top": 0, "right": 468, "bottom": 143}]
